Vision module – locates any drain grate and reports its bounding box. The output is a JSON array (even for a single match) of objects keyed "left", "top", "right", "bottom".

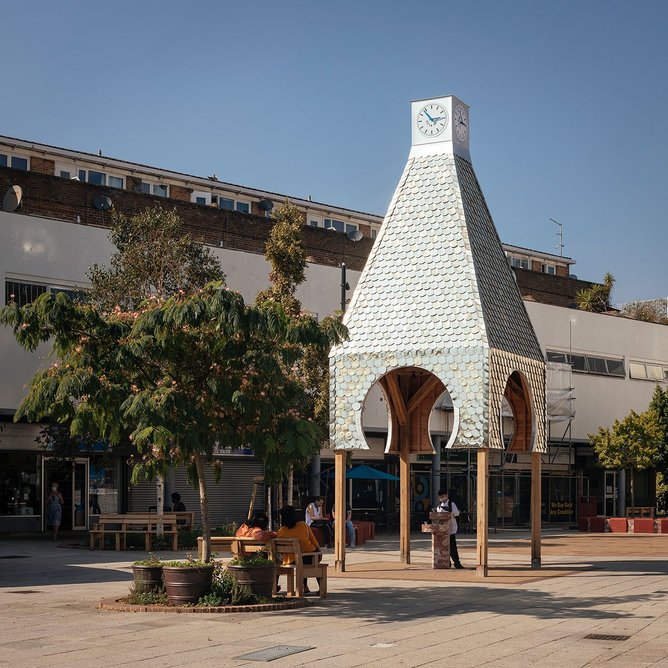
[
  {"left": 584, "top": 634, "right": 630, "bottom": 641},
  {"left": 10, "top": 590, "right": 42, "bottom": 594},
  {"left": 233, "top": 645, "right": 313, "bottom": 662}
]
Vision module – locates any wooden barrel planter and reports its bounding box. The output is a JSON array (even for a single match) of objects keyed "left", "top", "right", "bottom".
[
  {"left": 132, "top": 564, "right": 164, "bottom": 594},
  {"left": 163, "top": 565, "right": 214, "bottom": 605},
  {"left": 227, "top": 564, "right": 275, "bottom": 597}
]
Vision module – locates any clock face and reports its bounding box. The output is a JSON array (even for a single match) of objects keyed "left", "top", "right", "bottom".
[
  {"left": 417, "top": 103, "right": 448, "bottom": 137},
  {"left": 454, "top": 104, "right": 468, "bottom": 142}
]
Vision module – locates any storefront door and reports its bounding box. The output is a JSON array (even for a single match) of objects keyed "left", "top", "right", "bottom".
[
  {"left": 42, "top": 458, "right": 89, "bottom": 531},
  {"left": 604, "top": 470, "right": 618, "bottom": 517}
]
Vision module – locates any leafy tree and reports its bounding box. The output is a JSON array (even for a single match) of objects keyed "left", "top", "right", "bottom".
[
  {"left": 1, "top": 283, "right": 342, "bottom": 561},
  {"left": 621, "top": 301, "right": 668, "bottom": 325},
  {"left": 650, "top": 385, "right": 668, "bottom": 473},
  {"left": 256, "top": 202, "right": 346, "bottom": 472},
  {"left": 88, "top": 206, "right": 225, "bottom": 312},
  {"left": 589, "top": 409, "right": 661, "bottom": 508},
  {"left": 576, "top": 272, "right": 615, "bottom": 313}
]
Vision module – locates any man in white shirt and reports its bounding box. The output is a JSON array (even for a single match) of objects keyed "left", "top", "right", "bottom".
[{"left": 436, "top": 489, "right": 464, "bottom": 569}]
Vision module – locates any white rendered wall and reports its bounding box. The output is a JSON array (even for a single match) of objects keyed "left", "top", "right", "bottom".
[
  {"left": 525, "top": 301, "right": 668, "bottom": 442},
  {"left": 0, "top": 211, "right": 358, "bottom": 412}
]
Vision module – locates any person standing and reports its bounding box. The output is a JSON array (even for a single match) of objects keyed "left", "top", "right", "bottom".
[
  {"left": 46, "top": 482, "right": 64, "bottom": 541},
  {"left": 436, "top": 489, "right": 464, "bottom": 569}
]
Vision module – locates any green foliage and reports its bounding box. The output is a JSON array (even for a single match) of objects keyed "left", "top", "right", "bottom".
[
  {"left": 589, "top": 409, "right": 661, "bottom": 471},
  {"left": 650, "top": 386, "right": 668, "bottom": 473},
  {"left": 132, "top": 553, "right": 161, "bottom": 566},
  {"left": 88, "top": 206, "right": 225, "bottom": 312},
  {"left": 202, "top": 566, "right": 255, "bottom": 606},
  {"left": 621, "top": 301, "right": 668, "bottom": 325},
  {"left": 576, "top": 272, "right": 615, "bottom": 313},
  {"left": 127, "top": 586, "right": 168, "bottom": 605},
  {"left": 160, "top": 560, "right": 213, "bottom": 568},
  {"left": 256, "top": 202, "right": 306, "bottom": 318},
  {"left": 0, "top": 282, "right": 342, "bottom": 560},
  {"left": 228, "top": 553, "right": 273, "bottom": 567}
]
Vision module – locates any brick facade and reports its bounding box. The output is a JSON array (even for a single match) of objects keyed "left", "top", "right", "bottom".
[
  {"left": 513, "top": 267, "right": 596, "bottom": 307},
  {"left": 28, "top": 156, "right": 55, "bottom": 175}
]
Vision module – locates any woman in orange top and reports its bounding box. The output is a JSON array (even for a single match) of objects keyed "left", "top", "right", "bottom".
[
  {"left": 235, "top": 511, "right": 277, "bottom": 544},
  {"left": 277, "top": 505, "right": 321, "bottom": 593}
]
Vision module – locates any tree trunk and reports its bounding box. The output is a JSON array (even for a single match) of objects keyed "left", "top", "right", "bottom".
[
  {"left": 193, "top": 452, "right": 211, "bottom": 562},
  {"left": 629, "top": 469, "right": 635, "bottom": 511},
  {"left": 287, "top": 466, "right": 294, "bottom": 506}
]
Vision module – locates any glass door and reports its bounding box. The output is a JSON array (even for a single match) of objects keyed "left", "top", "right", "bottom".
[
  {"left": 604, "top": 470, "right": 618, "bottom": 517},
  {"left": 42, "top": 458, "right": 89, "bottom": 531}
]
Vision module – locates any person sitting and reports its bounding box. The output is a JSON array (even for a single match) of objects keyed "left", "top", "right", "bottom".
[
  {"left": 304, "top": 496, "right": 334, "bottom": 548},
  {"left": 277, "top": 505, "right": 321, "bottom": 594},
  {"left": 331, "top": 503, "right": 356, "bottom": 548},
  {"left": 235, "top": 511, "right": 277, "bottom": 544},
  {"left": 170, "top": 492, "right": 187, "bottom": 525}
]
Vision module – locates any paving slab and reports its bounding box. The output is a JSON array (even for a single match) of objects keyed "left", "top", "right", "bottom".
[{"left": 1, "top": 531, "right": 668, "bottom": 667}]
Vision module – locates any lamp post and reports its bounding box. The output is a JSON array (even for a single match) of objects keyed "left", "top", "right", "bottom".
[{"left": 340, "top": 262, "right": 349, "bottom": 313}]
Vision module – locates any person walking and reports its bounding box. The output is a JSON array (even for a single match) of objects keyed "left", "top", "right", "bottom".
[
  {"left": 46, "top": 482, "right": 64, "bottom": 541},
  {"left": 436, "top": 489, "right": 464, "bottom": 569}
]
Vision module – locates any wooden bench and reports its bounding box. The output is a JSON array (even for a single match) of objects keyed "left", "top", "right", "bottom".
[
  {"left": 269, "top": 537, "right": 327, "bottom": 598},
  {"left": 89, "top": 513, "right": 179, "bottom": 551},
  {"left": 197, "top": 535, "right": 266, "bottom": 561},
  {"left": 626, "top": 507, "right": 655, "bottom": 518}
]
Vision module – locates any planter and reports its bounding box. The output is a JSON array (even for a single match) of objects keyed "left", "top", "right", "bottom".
[
  {"left": 227, "top": 564, "right": 275, "bottom": 597},
  {"left": 163, "top": 565, "right": 213, "bottom": 605},
  {"left": 132, "top": 564, "right": 164, "bottom": 594}
]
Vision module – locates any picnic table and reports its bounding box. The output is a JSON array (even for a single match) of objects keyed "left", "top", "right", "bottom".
[{"left": 89, "top": 513, "right": 180, "bottom": 551}]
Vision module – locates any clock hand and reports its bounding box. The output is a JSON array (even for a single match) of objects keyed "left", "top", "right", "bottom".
[{"left": 422, "top": 110, "right": 435, "bottom": 122}]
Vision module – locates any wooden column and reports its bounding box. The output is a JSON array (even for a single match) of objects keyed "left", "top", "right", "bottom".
[
  {"left": 476, "top": 448, "right": 489, "bottom": 577},
  {"left": 334, "top": 450, "right": 347, "bottom": 572},
  {"left": 531, "top": 451, "right": 542, "bottom": 568},
  {"left": 400, "top": 425, "right": 411, "bottom": 564}
]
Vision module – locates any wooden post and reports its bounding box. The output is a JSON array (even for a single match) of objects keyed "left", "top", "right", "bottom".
[
  {"left": 334, "top": 450, "right": 347, "bottom": 572},
  {"left": 476, "top": 448, "right": 489, "bottom": 577},
  {"left": 531, "top": 451, "right": 542, "bottom": 568},
  {"left": 400, "top": 424, "right": 411, "bottom": 564}
]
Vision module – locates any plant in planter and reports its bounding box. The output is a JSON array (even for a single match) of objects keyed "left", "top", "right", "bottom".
[
  {"left": 161, "top": 557, "right": 214, "bottom": 605},
  {"left": 131, "top": 553, "right": 163, "bottom": 594},
  {"left": 197, "top": 566, "right": 255, "bottom": 607},
  {"left": 227, "top": 553, "right": 275, "bottom": 598}
]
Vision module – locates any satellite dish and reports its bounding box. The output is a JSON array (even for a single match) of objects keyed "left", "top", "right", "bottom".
[
  {"left": 347, "top": 229, "right": 364, "bottom": 242},
  {"left": 258, "top": 199, "right": 274, "bottom": 212},
  {"left": 93, "top": 195, "right": 112, "bottom": 211},
  {"left": 2, "top": 185, "right": 22, "bottom": 212}
]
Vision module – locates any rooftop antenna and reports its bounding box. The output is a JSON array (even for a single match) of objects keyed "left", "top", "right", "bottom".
[{"left": 549, "top": 218, "right": 564, "bottom": 256}]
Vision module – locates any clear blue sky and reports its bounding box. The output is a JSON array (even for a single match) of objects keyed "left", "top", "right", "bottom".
[{"left": 4, "top": 1, "right": 667, "bottom": 303}]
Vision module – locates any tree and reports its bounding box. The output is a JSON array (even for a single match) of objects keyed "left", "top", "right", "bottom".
[
  {"left": 256, "top": 203, "right": 346, "bottom": 498},
  {"left": 39, "top": 206, "right": 226, "bottom": 484},
  {"left": 1, "top": 283, "right": 343, "bottom": 561},
  {"left": 576, "top": 272, "right": 615, "bottom": 313},
  {"left": 88, "top": 206, "right": 225, "bottom": 312},
  {"left": 650, "top": 385, "right": 668, "bottom": 474},
  {"left": 589, "top": 409, "right": 661, "bottom": 508},
  {"left": 621, "top": 301, "right": 668, "bottom": 325}
]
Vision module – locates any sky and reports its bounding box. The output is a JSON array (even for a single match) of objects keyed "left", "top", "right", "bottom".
[{"left": 3, "top": 1, "right": 667, "bottom": 304}]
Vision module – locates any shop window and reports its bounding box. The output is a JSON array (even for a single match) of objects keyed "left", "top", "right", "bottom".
[
  {"left": 0, "top": 453, "right": 41, "bottom": 517},
  {"left": 89, "top": 464, "right": 118, "bottom": 515}
]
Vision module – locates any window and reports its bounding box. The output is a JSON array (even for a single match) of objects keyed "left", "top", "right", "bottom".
[
  {"left": 324, "top": 218, "right": 345, "bottom": 232},
  {"left": 192, "top": 191, "right": 212, "bottom": 206},
  {"left": 219, "top": 197, "right": 234, "bottom": 210},
  {"left": 77, "top": 169, "right": 124, "bottom": 189},
  {"left": 236, "top": 201, "right": 250, "bottom": 214},
  {"left": 59, "top": 170, "right": 71, "bottom": 179},
  {"left": 546, "top": 350, "right": 625, "bottom": 377},
  {"left": 371, "top": 229, "right": 378, "bottom": 239},
  {"left": 542, "top": 263, "right": 556, "bottom": 275},
  {"left": 629, "top": 361, "right": 668, "bottom": 381},
  {"left": 509, "top": 256, "right": 529, "bottom": 269},
  {"left": 0, "top": 153, "right": 29, "bottom": 170},
  {"left": 5, "top": 280, "right": 80, "bottom": 307},
  {"left": 345, "top": 223, "right": 358, "bottom": 234},
  {"left": 0, "top": 452, "right": 42, "bottom": 517},
  {"left": 138, "top": 181, "right": 169, "bottom": 198},
  {"left": 309, "top": 219, "right": 320, "bottom": 228}
]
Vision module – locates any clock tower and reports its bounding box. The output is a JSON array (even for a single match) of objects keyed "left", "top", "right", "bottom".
[{"left": 410, "top": 95, "right": 470, "bottom": 160}]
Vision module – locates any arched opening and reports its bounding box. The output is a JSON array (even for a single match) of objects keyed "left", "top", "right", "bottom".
[{"left": 502, "top": 370, "right": 534, "bottom": 452}]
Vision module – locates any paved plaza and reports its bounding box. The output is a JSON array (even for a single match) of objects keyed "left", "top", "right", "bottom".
[{"left": 1, "top": 531, "right": 667, "bottom": 667}]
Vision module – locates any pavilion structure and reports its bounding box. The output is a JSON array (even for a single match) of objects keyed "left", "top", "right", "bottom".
[{"left": 330, "top": 95, "right": 547, "bottom": 576}]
